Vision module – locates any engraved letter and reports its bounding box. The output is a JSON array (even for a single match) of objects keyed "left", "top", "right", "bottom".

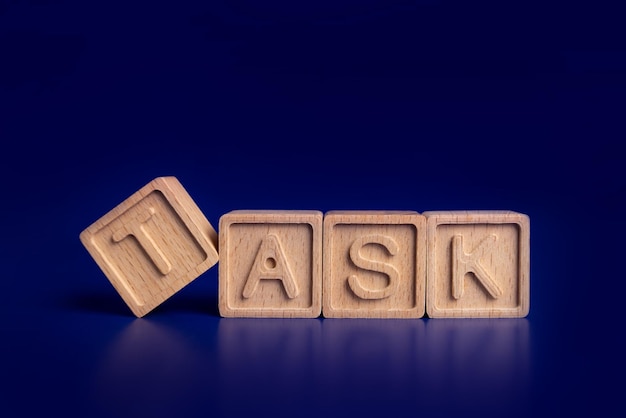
[
  {"left": 348, "top": 234, "right": 400, "bottom": 300},
  {"left": 243, "top": 234, "right": 299, "bottom": 299},
  {"left": 111, "top": 207, "right": 172, "bottom": 275},
  {"left": 452, "top": 234, "right": 502, "bottom": 299}
]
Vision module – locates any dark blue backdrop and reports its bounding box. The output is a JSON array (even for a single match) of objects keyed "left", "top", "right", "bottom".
[{"left": 1, "top": 1, "right": 624, "bottom": 417}]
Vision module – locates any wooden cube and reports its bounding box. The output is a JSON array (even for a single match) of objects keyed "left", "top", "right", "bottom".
[
  {"left": 218, "top": 210, "right": 323, "bottom": 318},
  {"left": 323, "top": 211, "right": 426, "bottom": 318},
  {"left": 79, "top": 177, "right": 219, "bottom": 317},
  {"left": 424, "top": 211, "right": 530, "bottom": 318}
]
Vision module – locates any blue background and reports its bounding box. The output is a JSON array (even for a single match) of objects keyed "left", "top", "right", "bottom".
[{"left": 1, "top": 1, "right": 624, "bottom": 417}]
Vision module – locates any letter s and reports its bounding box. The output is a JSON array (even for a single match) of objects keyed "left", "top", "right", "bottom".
[{"left": 348, "top": 234, "right": 400, "bottom": 300}]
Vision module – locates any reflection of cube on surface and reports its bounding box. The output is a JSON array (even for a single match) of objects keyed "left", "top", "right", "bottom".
[
  {"left": 323, "top": 211, "right": 426, "bottom": 318},
  {"left": 79, "top": 177, "right": 219, "bottom": 317},
  {"left": 218, "top": 210, "right": 323, "bottom": 318},
  {"left": 424, "top": 211, "right": 530, "bottom": 318}
]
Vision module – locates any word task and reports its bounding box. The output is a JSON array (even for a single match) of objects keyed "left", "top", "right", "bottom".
[{"left": 80, "top": 177, "right": 530, "bottom": 318}]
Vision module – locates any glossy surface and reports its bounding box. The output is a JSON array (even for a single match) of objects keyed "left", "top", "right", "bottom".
[{"left": 1, "top": 1, "right": 624, "bottom": 417}]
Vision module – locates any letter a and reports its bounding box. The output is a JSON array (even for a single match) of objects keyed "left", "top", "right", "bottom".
[
  {"left": 452, "top": 234, "right": 503, "bottom": 299},
  {"left": 242, "top": 234, "right": 299, "bottom": 299}
]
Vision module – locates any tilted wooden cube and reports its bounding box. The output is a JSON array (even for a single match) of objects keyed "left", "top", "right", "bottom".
[
  {"left": 79, "top": 177, "right": 219, "bottom": 317},
  {"left": 323, "top": 211, "right": 426, "bottom": 318},
  {"left": 424, "top": 211, "right": 530, "bottom": 318},
  {"left": 218, "top": 210, "right": 323, "bottom": 318}
]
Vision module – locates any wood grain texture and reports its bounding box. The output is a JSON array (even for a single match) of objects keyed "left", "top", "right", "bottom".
[
  {"left": 79, "top": 177, "right": 219, "bottom": 317},
  {"left": 323, "top": 211, "right": 426, "bottom": 318},
  {"left": 424, "top": 210, "right": 530, "bottom": 318},
  {"left": 218, "top": 210, "right": 323, "bottom": 318}
]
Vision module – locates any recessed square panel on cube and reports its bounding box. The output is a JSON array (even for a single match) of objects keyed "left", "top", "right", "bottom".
[
  {"left": 218, "top": 210, "right": 323, "bottom": 318},
  {"left": 424, "top": 211, "right": 530, "bottom": 318},
  {"left": 79, "top": 177, "right": 219, "bottom": 317},
  {"left": 323, "top": 211, "right": 426, "bottom": 318}
]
